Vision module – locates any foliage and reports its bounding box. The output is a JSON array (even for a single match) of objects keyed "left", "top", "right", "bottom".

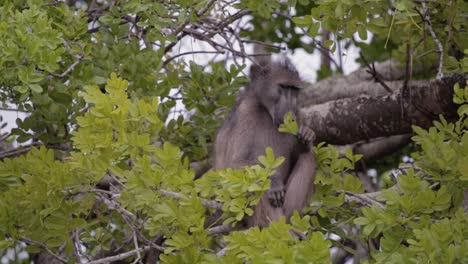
[
  {"left": 0, "top": 0, "right": 466, "bottom": 263},
  {"left": 292, "top": 0, "right": 467, "bottom": 73}
]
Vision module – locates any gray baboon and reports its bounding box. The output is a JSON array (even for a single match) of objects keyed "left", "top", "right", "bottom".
[{"left": 214, "top": 56, "right": 316, "bottom": 227}]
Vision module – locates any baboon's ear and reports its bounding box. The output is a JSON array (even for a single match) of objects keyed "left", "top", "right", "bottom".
[
  {"left": 249, "top": 64, "right": 268, "bottom": 81},
  {"left": 249, "top": 44, "right": 272, "bottom": 81}
]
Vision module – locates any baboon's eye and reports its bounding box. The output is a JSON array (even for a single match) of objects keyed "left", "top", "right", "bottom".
[{"left": 279, "top": 84, "right": 300, "bottom": 91}]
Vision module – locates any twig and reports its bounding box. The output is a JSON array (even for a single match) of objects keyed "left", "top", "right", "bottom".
[
  {"left": 159, "top": 189, "right": 223, "bottom": 210},
  {"left": 197, "top": 0, "right": 217, "bottom": 17},
  {"left": 216, "top": 9, "right": 250, "bottom": 30},
  {"left": 0, "top": 133, "right": 10, "bottom": 143},
  {"left": 228, "top": 26, "right": 246, "bottom": 64},
  {"left": 208, "top": 224, "right": 235, "bottom": 235},
  {"left": 359, "top": 52, "right": 392, "bottom": 93},
  {"left": 131, "top": 233, "right": 142, "bottom": 264},
  {"left": 86, "top": 245, "right": 153, "bottom": 264},
  {"left": 401, "top": 43, "right": 413, "bottom": 119},
  {"left": 219, "top": 31, "right": 242, "bottom": 68},
  {"left": 274, "top": 11, "right": 342, "bottom": 72},
  {"left": 343, "top": 191, "right": 385, "bottom": 210},
  {"left": 417, "top": 1, "right": 444, "bottom": 79},
  {"left": 163, "top": 50, "right": 225, "bottom": 66},
  {"left": 0, "top": 143, "right": 41, "bottom": 159},
  {"left": 0, "top": 107, "right": 29, "bottom": 113},
  {"left": 93, "top": 191, "right": 164, "bottom": 248},
  {"left": 19, "top": 237, "right": 68, "bottom": 263},
  {"left": 242, "top": 40, "right": 284, "bottom": 50},
  {"left": 416, "top": 49, "right": 439, "bottom": 59},
  {"left": 49, "top": 42, "right": 85, "bottom": 78},
  {"left": 216, "top": 247, "right": 228, "bottom": 258},
  {"left": 71, "top": 230, "right": 83, "bottom": 263}
]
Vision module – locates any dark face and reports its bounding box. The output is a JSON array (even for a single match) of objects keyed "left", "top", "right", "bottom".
[
  {"left": 249, "top": 58, "right": 303, "bottom": 127},
  {"left": 260, "top": 82, "right": 300, "bottom": 127}
]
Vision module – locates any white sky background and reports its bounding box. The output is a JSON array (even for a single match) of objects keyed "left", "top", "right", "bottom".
[{"left": 0, "top": 8, "right": 366, "bottom": 142}]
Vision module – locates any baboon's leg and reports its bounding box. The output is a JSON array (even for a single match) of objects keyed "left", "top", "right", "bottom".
[
  {"left": 247, "top": 195, "right": 284, "bottom": 227},
  {"left": 283, "top": 152, "right": 316, "bottom": 219}
]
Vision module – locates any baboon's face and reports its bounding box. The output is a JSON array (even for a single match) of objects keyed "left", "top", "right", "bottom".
[{"left": 257, "top": 68, "right": 302, "bottom": 127}]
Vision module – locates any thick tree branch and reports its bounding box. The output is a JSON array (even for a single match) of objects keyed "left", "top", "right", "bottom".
[
  {"left": 301, "top": 59, "right": 435, "bottom": 105},
  {"left": 300, "top": 74, "right": 465, "bottom": 145},
  {"left": 338, "top": 134, "right": 412, "bottom": 163}
]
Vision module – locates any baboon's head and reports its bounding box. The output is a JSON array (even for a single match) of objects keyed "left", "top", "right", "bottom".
[{"left": 249, "top": 57, "right": 303, "bottom": 126}]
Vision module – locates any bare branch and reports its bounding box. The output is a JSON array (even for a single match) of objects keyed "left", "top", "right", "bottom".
[
  {"left": 417, "top": 1, "right": 444, "bottom": 79},
  {"left": 160, "top": 189, "right": 223, "bottom": 210},
  {"left": 163, "top": 51, "right": 225, "bottom": 66},
  {"left": 20, "top": 237, "right": 68, "bottom": 263},
  {"left": 87, "top": 246, "right": 153, "bottom": 264},
  {"left": 216, "top": 247, "right": 228, "bottom": 258},
  {"left": 242, "top": 40, "right": 284, "bottom": 51},
  {"left": 359, "top": 52, "right": 392, "bottom": 93},
  {"left": 0, "top": 143, "right": 41, "bottom": 159},
  {"left": 343, "top": 191, "right": 385, "bottom": 209},
  {"left": 49, "top": 42, "right": 85, "bottom": 78},
  {"left": 132, "top": 233, "right": 142, "bottom": 264},
  {"left": 0, "top": 107, "right": 29, "bottom": 113},
  {"left": 208, "top": 224, "right": 235, "bottom": 235}
]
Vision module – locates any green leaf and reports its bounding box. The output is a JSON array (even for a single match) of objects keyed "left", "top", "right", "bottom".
[
  {"left": 278, "top": 112, "right": 298, "bottom": 135},
  {"left": 324, "top": 39, "right": 334, "bottom": 47},
  {"left": 292, "top": 16, "right": 311, "bottom": 26},
  {"left": 354, "top": 217, "right": 369, "bottom": 225},
  {"left": 29, "top": 84, "right": 43, "bottom": 93}
]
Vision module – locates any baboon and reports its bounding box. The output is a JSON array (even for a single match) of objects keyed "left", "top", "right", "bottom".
[{"left": 214, "top": 56, "right": 316, "bottom": 227}]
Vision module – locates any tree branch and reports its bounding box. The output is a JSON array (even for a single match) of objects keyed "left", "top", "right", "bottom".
[
  {"left": 417, "top": 1, "right": 444, "bottom": 79},
  {"left": 300, "top": 74, "right": 465, "bottom": 144},
  {"left": 301, "top": 58, "right": 435, "bottom": 105},
  {"left": 20, "top": 237, "right": 68, "bottom": 264},
  {"left": 159, "top": 189, "right": 223, "bottom": 210},
  {"left": 87, "top": 246, "right": 153, "bottom": 264}
]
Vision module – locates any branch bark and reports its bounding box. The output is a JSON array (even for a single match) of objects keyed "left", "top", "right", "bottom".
[
  {"left": 300, "top": 74, "right": 465, "bottom": 145},
  {"left": 301, "top": 59, "right": 435, "bottom": 105}
]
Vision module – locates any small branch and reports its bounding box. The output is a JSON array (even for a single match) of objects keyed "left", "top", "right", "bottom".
[
  {"left": 216, "top": 9, "right": 250, "bottom": 30},
  {"left": 416, "top": 49, "right": 439, "bottom": 59},
  {"left": 274, "top": 11, "right": 342, "bottom": 72},
  {"left": 131, "top": 233, "right": 142, "bottom": 264},
  {"left": 159, "top": 189, "right": 223, "bottom": 210},
  {"left": 87, "top": 245, "right": 153, "bottom": 264},
  {"left": 0, "top": 143, "right": 41, "bottom": 159},
  {"left": 216, "top": 247, "right": 228, "bottom": 258},
  {"left": 49, "top": 42, "right": 85, "bottom": 78},
  {"left": 19, "top": 237, "right": 68, "bottom": 264},
  {"left": 163, "top": 51, "right": 225, "bottom": 66},
  {"left": 50, "top": 56, "right": 83, "bottom": 78},
  {"left": 196, "top": 0, "right": 216, "bottom": 17},
  {"left": 208, "top": 224, "right": 235, "bottom": 235},
  {"left": 0, "top": 107, "right": 30, "bottom": 113},
  {"left": 417, "top": 1, "right": 444, "bottom": 79},
  {"left": 359, "top": 52, "right": 392, "bottom": 93},
  {"left": 71, "top": 230, "right": 83, "bottom": 263},
  {"left": 343, "top": 191, "right": 385, "bottom": 210},
  {"left": 0, "top": 133, "right": 11, "bottom": 143},
  {"left": 94, "top": 192, "right": 166, "bottom": 253},
  {"left": 242, "top": 40, "right": 284, "bottom": 51}
]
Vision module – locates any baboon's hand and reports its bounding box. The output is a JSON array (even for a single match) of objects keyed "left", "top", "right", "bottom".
[
  {"left": 298, "top": 125, "right": 315, "bottom": 145},
  {"left": 267, "top": 185, "right": 285, "bottom": 208}
]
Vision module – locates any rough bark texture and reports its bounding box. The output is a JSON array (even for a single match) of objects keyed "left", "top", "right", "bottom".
[
  {"left": 300, "top": 74, "right": 466, "bottom": 145},
  {"left": 338, "top": 134, "right": 412, "bottom": 163},
  {"left": 301, "top": 59, "right": 434, "bottom": 105}
]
